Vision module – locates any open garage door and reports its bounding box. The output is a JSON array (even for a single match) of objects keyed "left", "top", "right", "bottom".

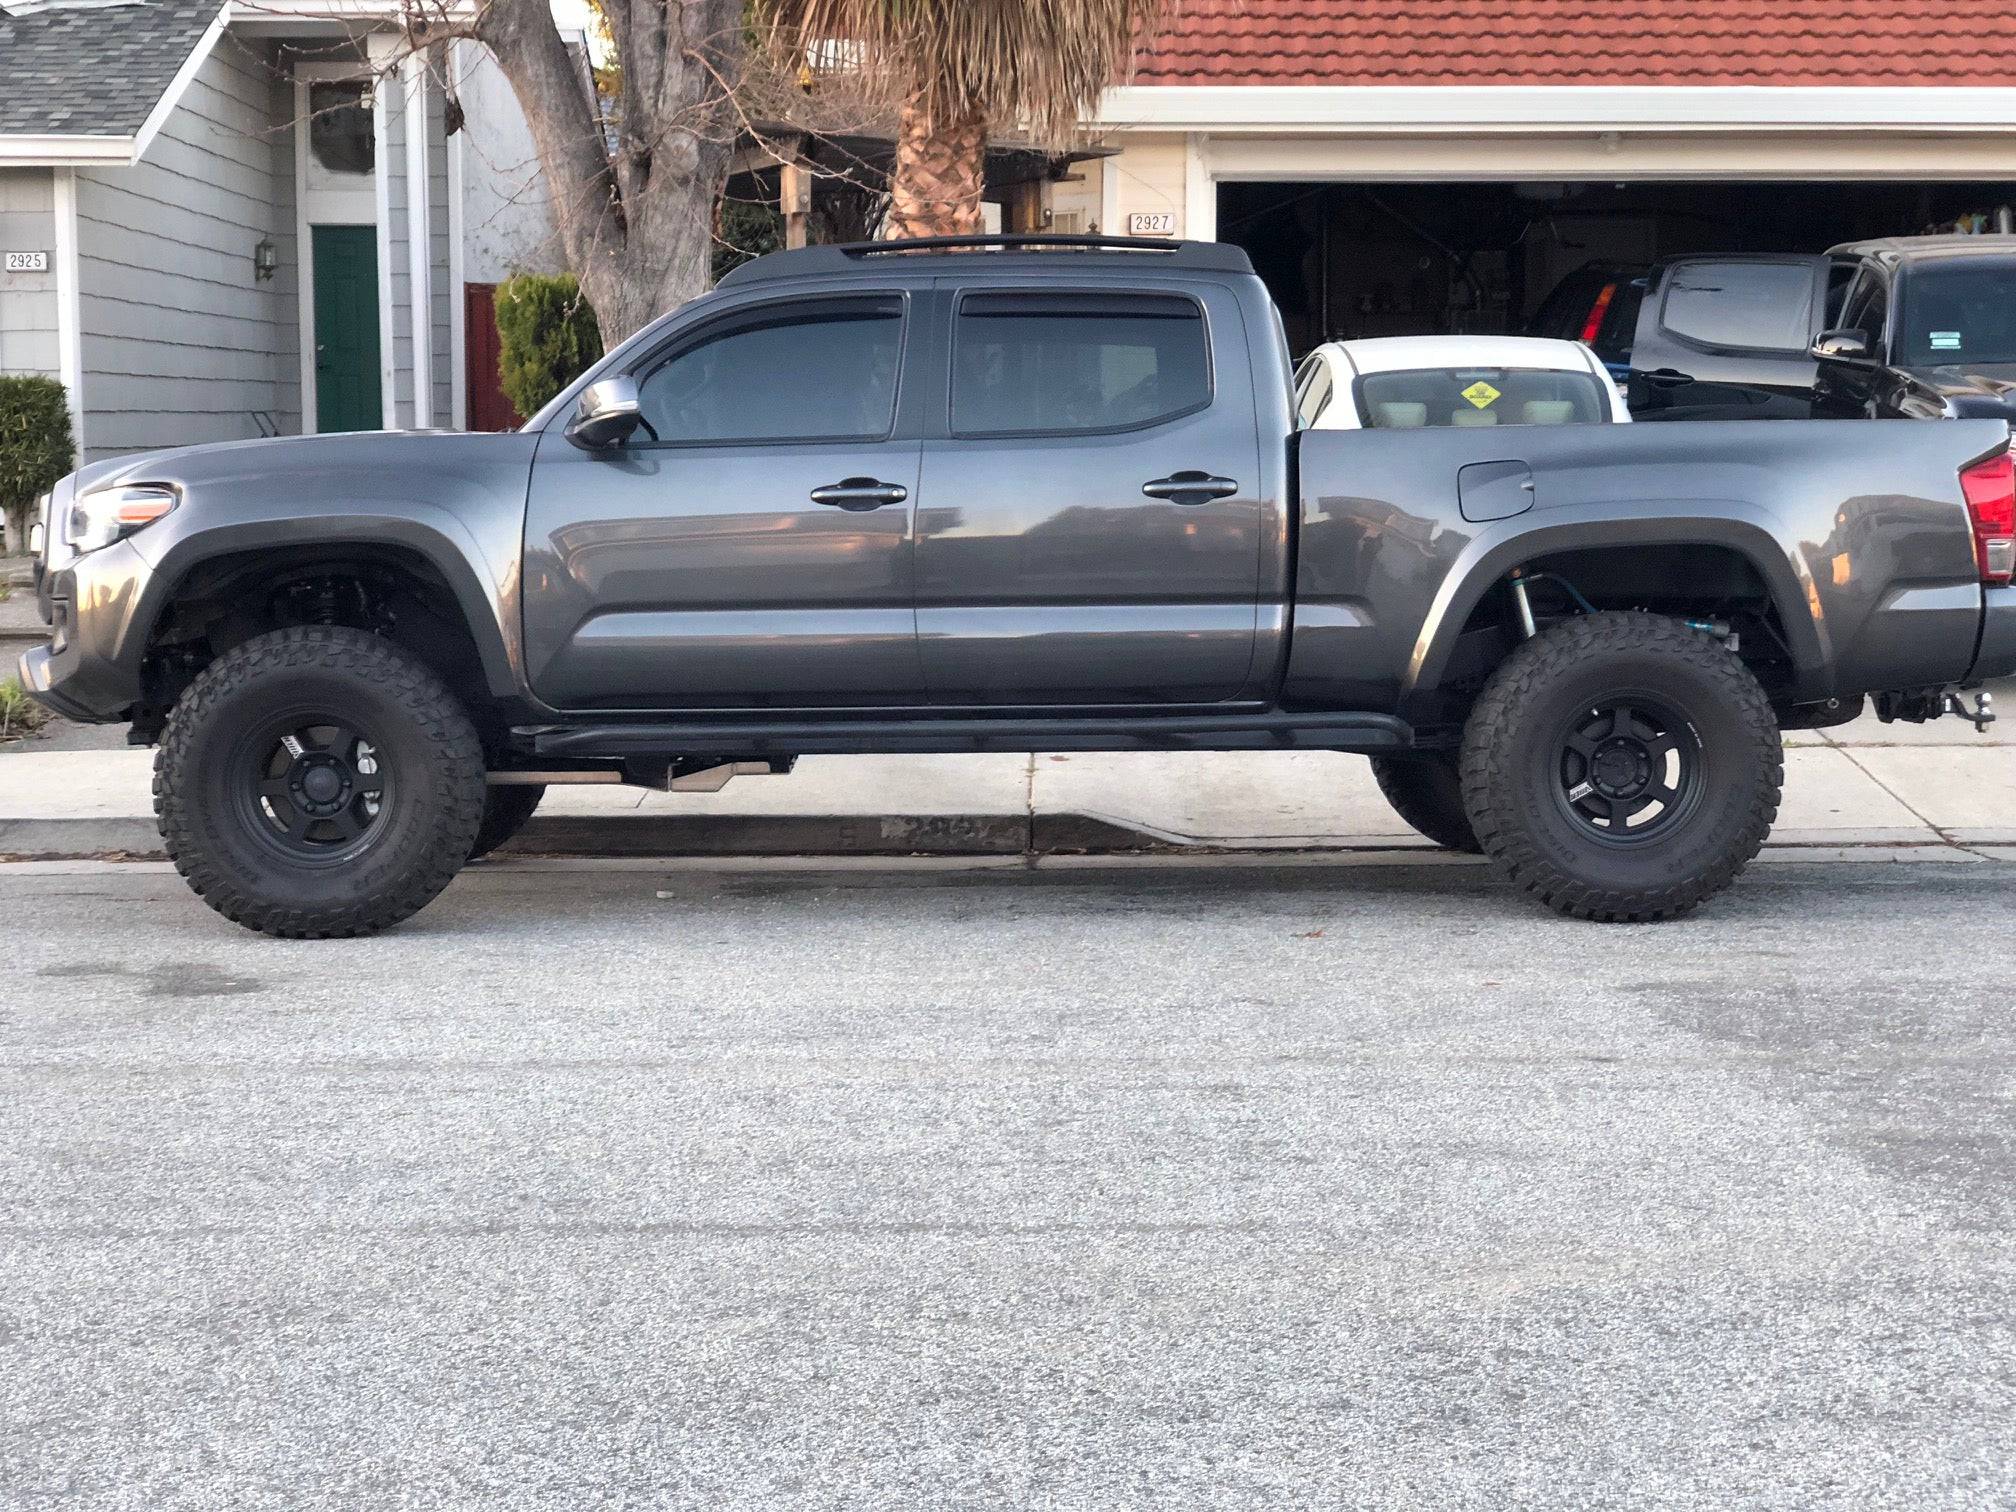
[{"left": 1220, "top": 180, "right": 2016, "bottom": 358}]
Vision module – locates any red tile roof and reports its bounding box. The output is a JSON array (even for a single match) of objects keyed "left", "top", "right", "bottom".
[{"left": 1133, "top": 1, "right": 2016, "bottom": 87}]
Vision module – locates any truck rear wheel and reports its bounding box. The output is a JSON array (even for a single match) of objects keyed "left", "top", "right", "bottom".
[
  {"left": 469, "top": 784, "right": 545, "bottom": 860},
  {"left": 154, "top": 626, "right": 486, "bottom": 938},
  {"left": 1370, "top": 753, "right": 1480, "bottom": 852},
  {"left": 1460, "top": 611, "right": 1781, "bottom": 922}
]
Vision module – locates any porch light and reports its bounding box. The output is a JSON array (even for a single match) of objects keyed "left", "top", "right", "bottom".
[{"left": 253, "top": 237, "right": 278, "bottom": 282}]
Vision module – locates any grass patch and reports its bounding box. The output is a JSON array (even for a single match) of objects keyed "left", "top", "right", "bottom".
[
  {"left": 0, "top": 676, "right": 47, "bottom": 741},
  {"left": 0, "top": 579, "right": 13, "bottom": 603}
]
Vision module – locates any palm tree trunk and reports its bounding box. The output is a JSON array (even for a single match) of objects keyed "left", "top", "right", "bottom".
[{"left": 886, "top": 98, "right": 988, "bottom": 238}]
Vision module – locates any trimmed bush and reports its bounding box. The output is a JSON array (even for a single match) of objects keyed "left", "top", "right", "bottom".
[
  {"left": 494, "top": 274, "right": 604, "bottom": 419},
  {"left": 0, "top": 375, "right": 73, "bottom": 552}
]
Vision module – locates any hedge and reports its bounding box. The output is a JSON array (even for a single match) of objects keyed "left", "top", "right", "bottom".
[
  {"left": 494, "top": 274, "right": 604, "bottom": 419},
  {"left": 0, "top": 376, "right": 73, "bottom": 552}
]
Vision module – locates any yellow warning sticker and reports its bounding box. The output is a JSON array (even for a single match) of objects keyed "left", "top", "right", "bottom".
[{"left": 1461, "top": 381, "right": 1501, "bottom": 409}]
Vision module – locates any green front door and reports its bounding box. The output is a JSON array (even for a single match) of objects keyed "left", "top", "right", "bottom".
[{"left": 312, "top": 225, "right": 382, "bottom": 433}]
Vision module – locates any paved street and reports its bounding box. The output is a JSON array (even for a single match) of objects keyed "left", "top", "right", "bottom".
[{"left": 3, "top": 854, "right": 2013, "bottom": 1509}]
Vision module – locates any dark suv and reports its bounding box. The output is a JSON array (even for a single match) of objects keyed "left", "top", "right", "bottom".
[
  {"left": 1525, "top": 262, "right": 1647, "bottom": 377},
  {"left": 1623, "top": 236, "right": 2016, "bottom": 422}
]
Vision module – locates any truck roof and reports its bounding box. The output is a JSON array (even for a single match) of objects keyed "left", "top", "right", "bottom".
[
  {"left": 716, "top": 234, "right": 1256, "bottom": 288},
  {"left": 1828, "top": 233, "right": 2016, "bottom": 268}
]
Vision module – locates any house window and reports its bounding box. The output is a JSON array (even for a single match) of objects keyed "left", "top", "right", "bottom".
[{"left": 309, "top": 82, "right": 374, "bottom": 176}]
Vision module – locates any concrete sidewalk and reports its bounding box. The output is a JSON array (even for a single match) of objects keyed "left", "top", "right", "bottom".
[{"left": 3, "top": 694, "right": 2013, "bottom": 858}]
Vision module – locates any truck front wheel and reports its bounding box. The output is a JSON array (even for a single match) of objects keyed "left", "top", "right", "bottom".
[
  {"left": 1370, "top": 753, "right": 1480, "bottom": 852},
  {"left": 154, "top": 626, "right": 487, "bottom": 938},
  {"left": 1460, "top": 611, "right": 1781, "bottom": 922}
]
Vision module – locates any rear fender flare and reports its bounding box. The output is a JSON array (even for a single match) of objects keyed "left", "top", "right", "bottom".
[{"left": 1406, "top": 502, "right": 1830, "bottom": 701}]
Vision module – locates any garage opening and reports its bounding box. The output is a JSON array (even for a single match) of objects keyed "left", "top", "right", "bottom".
[{"left": 1219, "top": 180, "right": 2016, "bottom": 358}]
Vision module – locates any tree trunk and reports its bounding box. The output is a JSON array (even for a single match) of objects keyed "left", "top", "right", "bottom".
[
  {"left": 474, "top": 0, "right": 742, "bottom": 345},
  {"left": 886, "top": 98, "right": 988, "bottom": 238}
]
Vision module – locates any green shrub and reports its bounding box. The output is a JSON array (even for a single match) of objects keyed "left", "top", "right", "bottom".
[
  {"left": 0, "top": 676, "right": 47, "bottom": 740},
  {"left": 0, "top": 375, "right": 73, "bottom": 551},
  {"left": 494, "top": 274, "right": 604, "bottom": 419}
]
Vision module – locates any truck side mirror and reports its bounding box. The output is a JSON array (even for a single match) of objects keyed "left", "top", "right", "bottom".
[
  {"left": 1811, "top": 328, "right": 1873, "bottom": 363},
  {"left": 566, "top": 377, "right": 645, "bottom": 450}
]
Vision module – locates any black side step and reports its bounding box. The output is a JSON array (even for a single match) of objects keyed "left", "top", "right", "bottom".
[{"left": 522, "top": 710, "right": 1412, "bottom": 759}]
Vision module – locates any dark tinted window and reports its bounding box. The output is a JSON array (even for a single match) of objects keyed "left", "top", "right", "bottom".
[
  {"left": 637, "top": 296, "right": 902, "bottom": 444},
  {"left": 1660, "top": 262, "right": 1815, "bottom": 351},
  {"left": 1897, "top": 259, "right": 2016, "bottom": 367},
  {"left": 952, "top": 292, "right": 1210, "bottom": 435},
  {"left": 1358, "top": 368, "right": 1610, "bottom": 429}
]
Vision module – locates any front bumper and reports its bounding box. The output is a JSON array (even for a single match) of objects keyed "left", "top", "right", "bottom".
[
  {"left": 16, "top": 642, "right": 98, "bottom": 722},
  {"left": 18, "top": 536, "right": 157, "bottom": 724}
]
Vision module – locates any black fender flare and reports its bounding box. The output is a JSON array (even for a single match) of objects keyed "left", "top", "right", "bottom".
[
  {"left": 1405, "top": 501, "right": 1831, "bottom": 702},
  {"left": 128, "top": 513, "right": 522, "bottom": 700}
]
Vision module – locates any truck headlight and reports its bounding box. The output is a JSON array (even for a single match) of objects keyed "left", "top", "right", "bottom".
[
  {"left": 26, "top": 492, "right": 48, "bottom": 558},
  {"left": 65, "top": 484, "right": 176, "bottom": 554}
]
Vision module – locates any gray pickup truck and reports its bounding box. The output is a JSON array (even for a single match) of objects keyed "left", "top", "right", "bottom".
[{"left": 20, "top": 235, "right": 2016, "bottom": 936}]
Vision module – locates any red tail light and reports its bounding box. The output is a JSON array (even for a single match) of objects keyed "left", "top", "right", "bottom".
[
  {"left": 1961, "top": 451, "right": 2016, "bottom": 585},
  {"left": 1579, "top": 283, "right": 1616, "bottom": 345}
]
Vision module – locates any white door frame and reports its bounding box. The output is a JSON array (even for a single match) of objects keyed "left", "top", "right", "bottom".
[{"left": 294, "top": 60, "right": 381, "bottom": 435}]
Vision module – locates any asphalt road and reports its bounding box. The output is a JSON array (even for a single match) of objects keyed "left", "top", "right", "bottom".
[{"left": 3, "top": 856, "right": 2013, "bottom": 1510}]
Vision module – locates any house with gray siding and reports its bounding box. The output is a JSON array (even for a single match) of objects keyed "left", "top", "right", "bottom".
[{"left": 0, "top": 0, "right": 570, "bottom": 465}]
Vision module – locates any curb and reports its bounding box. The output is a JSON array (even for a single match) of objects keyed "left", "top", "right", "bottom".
[
  {"left": 509, "top": 811, "right": 1177, "bottom": 856},
  {"left": 0, "top": 811, "right": 1180, "bottom": 861}
]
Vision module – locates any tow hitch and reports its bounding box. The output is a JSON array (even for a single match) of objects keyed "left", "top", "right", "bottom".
[
  {"left": 1876, "top": 687, "right": 1995, "bottom": 732},
  {"left": 1945, "top": 689, "right": 1997, "bottom": 733}
]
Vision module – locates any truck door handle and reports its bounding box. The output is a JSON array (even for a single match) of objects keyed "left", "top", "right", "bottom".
[
  {"left": 1640, "top": 369, "right": 1695, "bottom": 389},
  {"left": 1142, "top": 471, "right": 1239, "bottom": 504},
  {"left": 810, "top": 477, "right": 908, "bottom": 511}
]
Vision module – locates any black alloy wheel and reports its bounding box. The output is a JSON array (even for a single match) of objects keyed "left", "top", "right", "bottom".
[
  {"left": 240, "top": 719, "right": 389, "bottom": 858},
  {"left": 1554, "top": 695, "right": 1705, "bottom": 844}
]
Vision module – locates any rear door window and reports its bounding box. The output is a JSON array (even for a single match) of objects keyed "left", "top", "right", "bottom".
[
  {"left": 951, "top": 291, "right": 1211, "bottom": 436},
  {"left": 1659, "top": 261, "right": 1817, "bottom": 352}
]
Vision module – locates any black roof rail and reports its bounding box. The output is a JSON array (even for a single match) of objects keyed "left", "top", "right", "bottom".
[{"left": 717, "top": 233, "right": 1253, "bottom": 286}]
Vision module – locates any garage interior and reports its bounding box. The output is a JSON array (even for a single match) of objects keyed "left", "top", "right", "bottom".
[{"left": 1218, "top": 180, "right": 2016, "bottom": 356}]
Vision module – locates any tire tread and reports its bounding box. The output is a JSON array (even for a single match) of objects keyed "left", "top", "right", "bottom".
[
  {"left": 154, "top": 626, "right": 486, "bottom": 938},
  {"left": 1460, "top": 611, "right": 1782, "bottom": 922}
]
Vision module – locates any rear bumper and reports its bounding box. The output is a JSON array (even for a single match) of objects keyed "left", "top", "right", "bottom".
[{"left": 1975, "top": 585, "right": 2016, "bottom": 682}]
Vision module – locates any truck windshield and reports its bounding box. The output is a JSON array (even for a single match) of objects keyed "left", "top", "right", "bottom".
[
  {"left": 1357, "top": 368, "right": 1609, "bottom": 428},
  {"left": 1897, "top": 258, "right": 2016, "bottom": 367}
]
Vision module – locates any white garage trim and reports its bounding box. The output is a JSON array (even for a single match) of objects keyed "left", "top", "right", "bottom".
[
  {"left": 1203, "top": 132, "right": 2016, "bottom": 184},
  {"left": 52, "top": 167, "right": 83, "bottom": 455},
  {"left": 1183, "top": 134, "right": 1214, "bottom": 241},
  {"left": 1098, "top": 85, "right": 2016, "bottom": 136}
]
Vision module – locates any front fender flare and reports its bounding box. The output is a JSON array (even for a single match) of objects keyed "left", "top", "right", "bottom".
[{"left": 130, "top": 512, "right": 522, "bottom": 700}]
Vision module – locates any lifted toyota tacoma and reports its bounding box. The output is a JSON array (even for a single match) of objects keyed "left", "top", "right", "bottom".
[{"left": 20, "top": 235, "right": 2016, "bottom": 935}]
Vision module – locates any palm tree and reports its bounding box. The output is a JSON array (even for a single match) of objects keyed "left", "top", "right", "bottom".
[{"left": 757, "top": 0, "right": 1174, "bottom": 238}]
